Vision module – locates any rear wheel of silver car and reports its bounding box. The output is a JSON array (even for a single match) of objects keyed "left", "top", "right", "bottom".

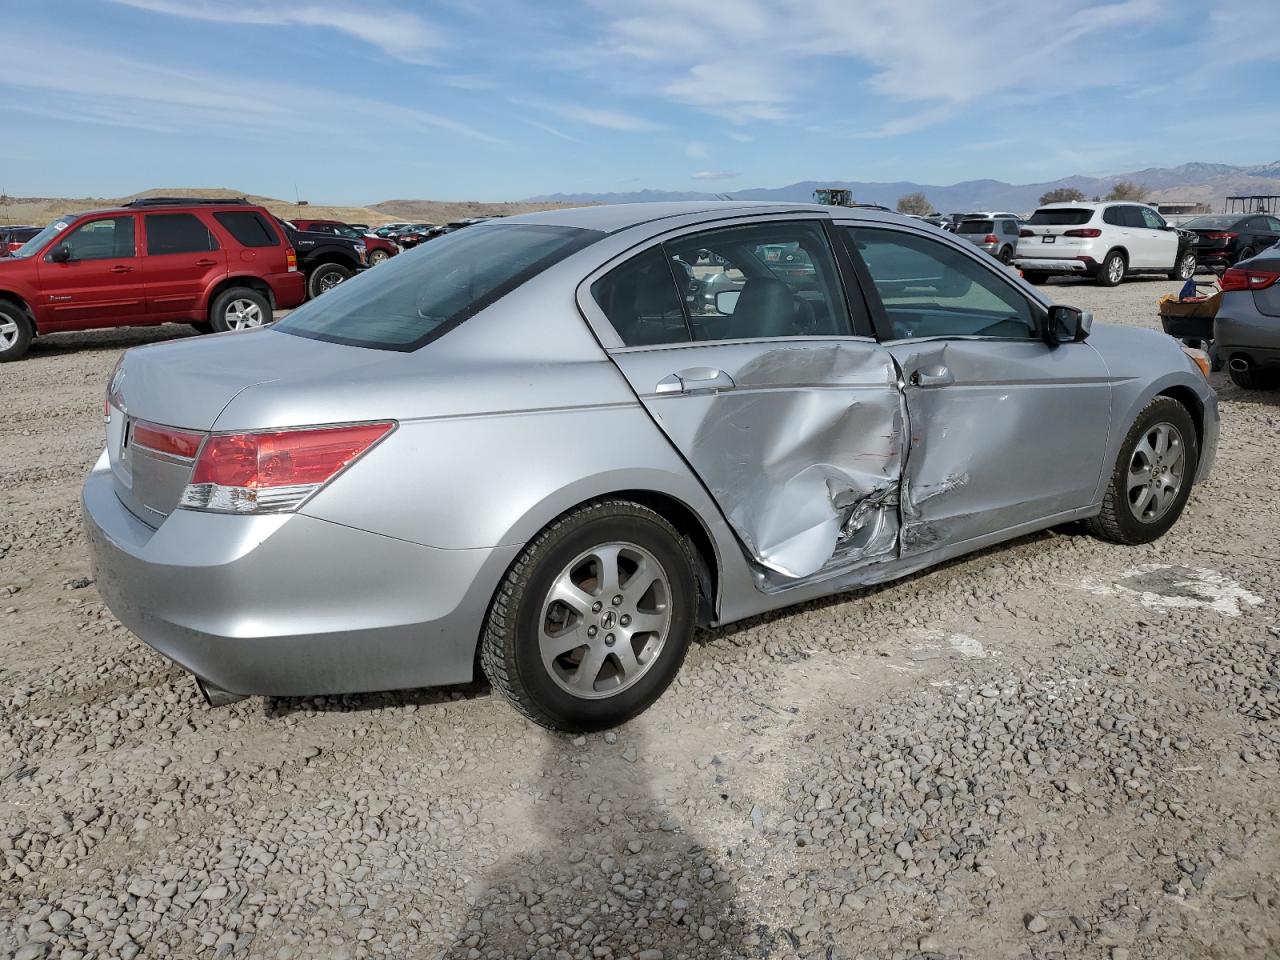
[
  {"left": 482, "top": 500, "right": 698, "bottom": 732},
  {"left": 1084, "top": 396, "right": 1198, "bottom": 545},
  {"left": 0, "top": 301, "right": 33, "bottom": 362},
  {"left": 209, "top": 287, "right": 272, "bottom": 333},
  {"left": 307, "top": 263, "right": 353, "bottom": 299},
  {"left": 1169, "top": 250, "right": 1197, "bottom": 281},
  {"left": 998, "top": 246, "right": 1013, "bottom": 264},
  {"left": 1097, "top": 251, "right": 1126, "bottom": 287}
]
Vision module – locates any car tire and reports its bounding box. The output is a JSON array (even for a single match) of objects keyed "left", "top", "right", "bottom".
[
  {"left": 0, "top": 301, "right": 33, "bottom": 362},
  {"left": 1169, "top": 250, "right": 1196, "bottom": 281},
  {"left": 209, "top": 287, "right": 272, "bottom": 333},
  {"left": 1236, "top": 247, "right": 1255, "bottom": 264},
  {"left": 1096, "top": 251, "right": 1126, "bottom": 287},
  {"left": 1084, "top": 396, "right": 1198, "bottom": 545},
  {"left": 368, "top": 249, "right": 390, "bottom": 266},
  {"left": 1023, "top": 271, "right": 1050, "bottom": 285},
  {"left": 307, "top": 263, "right": 353, "bottom": 299},
  {"left": 1227, "top": 358, "right": 1280, "bottom": 391},
  {"left": 481, "top": 499, "right": 698, "bottom": 732},
  {"left": 998, "top": 246, "right": 1013, "bottom": 264}
]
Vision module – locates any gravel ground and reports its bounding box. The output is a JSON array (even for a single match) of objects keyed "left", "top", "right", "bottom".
[{"left": 1, "top": 276, "right": 1277, "bottom": 960}]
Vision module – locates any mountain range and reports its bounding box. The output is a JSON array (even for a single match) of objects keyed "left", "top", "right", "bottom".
[{"left": 529, "top": 161, "right": 1280, "bottom": 214}]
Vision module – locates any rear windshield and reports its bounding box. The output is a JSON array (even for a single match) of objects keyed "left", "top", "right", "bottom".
[
  {"left": 276, "top": 223, "right": 602, "bottom": 351},
  {"left": 1182, "top": 215, "right": 1240, "bottom": 230},
  {"left": 957, "top": 220, "right": 994, "bottom": 233},
  {"left": 1028, "top": 208, "right": 1094, "bottom": 226}
]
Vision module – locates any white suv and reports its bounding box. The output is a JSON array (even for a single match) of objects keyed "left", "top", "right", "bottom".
[{"left": 1015, "top": 202, "right": 1197, "bottom": 287}]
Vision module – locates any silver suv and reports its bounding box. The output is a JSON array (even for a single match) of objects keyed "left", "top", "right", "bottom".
[
  {"left": 955, "top": 215, "right": 1022, "bottom": 263},
  {"left": 1015, "top": 201, "right": 1197, "bottom": 287}
]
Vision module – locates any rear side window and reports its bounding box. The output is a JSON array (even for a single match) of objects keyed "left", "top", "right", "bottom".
[
  {"left": 592, "top": 247, "right": 689, "bottom": 346},
  {"left": 1121, "top": 207, "right": 1146, "bottom": 228},
  {"left": 1029, "top": 208, "right": 1094, "bottom": 226},
  {"left": 277, "top": 223, "right": 602, "bottom": 351},
  {"left": 214, "top": 211, "right": 280, "bottom": 247},
  {"left": 146, "top": 213, "right": 218, "bottom": 255},
  {"left": 1001, "top": 220, "right": 1019, "bottom": 235}
]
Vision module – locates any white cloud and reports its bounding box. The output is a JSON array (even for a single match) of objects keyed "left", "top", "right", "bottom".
[
  {"left": 691, "top": 170, "right": 740, "bottom": 180},
  {"left": 523, "top": 118, "right": 584, "bottom": 144},
  {"left": 686, "top": 141, "right": 710, "bottom": 159},
  {"left": 528, "top": 99, "right": 659, "bottom": 132},
  {"left": 109, "top": 0, "right": 445, "bottom": 62}
]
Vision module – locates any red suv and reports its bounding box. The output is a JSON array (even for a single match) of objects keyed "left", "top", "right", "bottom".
[{"left": 0, "top": 197, "right": 306, "bottom": 361}]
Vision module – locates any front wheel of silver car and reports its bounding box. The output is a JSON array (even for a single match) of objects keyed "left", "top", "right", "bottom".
[
  {"left": 481, "top": 500, "right": 698, "bottom": 732},
  {"left": 1084, "top": 396, "right": 1198, "bottom": 545}
]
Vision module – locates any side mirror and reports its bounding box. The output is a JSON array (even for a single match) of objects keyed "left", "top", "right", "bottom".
[
  {"left": 49, "top": 245, "right": 71, "bottom": 263},
  {"left": 714, "top": 290, "right": 740, "bottom": 315},
  {"left": 1047, "top": 304, "right": 1092, "bottom": 344}
]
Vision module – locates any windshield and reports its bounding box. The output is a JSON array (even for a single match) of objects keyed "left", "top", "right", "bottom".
[
  {"left": 11, "top": 220, "right": 71, "bottom": 258},
  {"left": 1183, "top": 215, "right": 1240, "bottom": 230},
  {"left": 957, "top": 220, "right": 994, "bottom": 234},
  {"left": 276, "top": 223, "right": 602, "bottom": 351},
  {"left": 1028, "top": 208, "right": 1094, "bottom": 226}
]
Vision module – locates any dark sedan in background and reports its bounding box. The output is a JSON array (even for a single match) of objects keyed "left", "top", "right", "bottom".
[{"left": 1184, "top": 213, "right": 1280, "bottom": 268}]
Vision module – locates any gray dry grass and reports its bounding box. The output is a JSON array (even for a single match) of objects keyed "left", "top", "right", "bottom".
[{"left": 1, "top": 275, "right": 1278, "bottom": 960}]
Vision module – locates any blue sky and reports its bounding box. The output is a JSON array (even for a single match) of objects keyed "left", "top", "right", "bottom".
[{"left": 2, "top": 0, "right": 1277, "bottom": 203}]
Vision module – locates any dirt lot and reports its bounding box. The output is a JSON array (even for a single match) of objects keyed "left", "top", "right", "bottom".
[{"left": 1, "top": 277, "right": 1277, "bottom": 960}]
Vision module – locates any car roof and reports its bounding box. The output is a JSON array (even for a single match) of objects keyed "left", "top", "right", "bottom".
[{"left": 497, "top": 200, "right": 909, "bottom": 234}]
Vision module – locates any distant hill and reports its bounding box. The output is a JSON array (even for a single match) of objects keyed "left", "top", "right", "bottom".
[{"left": 528, "top": 161, "right": 1280, "bottom": 214}]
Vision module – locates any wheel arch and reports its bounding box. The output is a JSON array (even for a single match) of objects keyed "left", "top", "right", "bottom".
[
  {"left": 204, "top": 275, "right": 275, "bottom": 315},
  {"left": 0, "top": 290, "right": 37, "bottom": 333},
  {"left": 1157, "top": 383, "right": 1204, "bottom": 451}
]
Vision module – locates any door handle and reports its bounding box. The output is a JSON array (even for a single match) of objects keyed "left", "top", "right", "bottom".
[
  {"left": 195, "top": 259, "right": 217, "bottom": 267},
  {"left": 910, "top": 365, "right": 954, "bottom": 388},
  {"left": 654, "top": 367, "right": 736, "bottom": 395},
  {"left": 110, "top": 265, "right": 132, "bottom": 274}
]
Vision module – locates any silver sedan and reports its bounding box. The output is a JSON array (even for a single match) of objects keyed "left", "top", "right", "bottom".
[{"left": 83, "top": 202, "right": 1219, "bottom": 730}]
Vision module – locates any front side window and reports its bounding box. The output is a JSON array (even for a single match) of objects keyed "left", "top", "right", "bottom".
[
  {"left": 146, "top": 213, "right": 218, "bottom": 255},
  {"left": 665, "top": 220, "right": 852, "bottom": 341},
  {"left": 277, "top": 223, "right": 601, "bottom": 351},
  {"left": 56, "top": 216, "right": 135, "bottom": 261},
  {"left": 847, "top": 227, "right": 1037, "bottom": 341},
  {"left": 1139, "top": 207, "right": 1167, "bottom": 230}
]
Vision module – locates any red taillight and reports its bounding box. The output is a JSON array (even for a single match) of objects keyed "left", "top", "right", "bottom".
[
  {"left": 1220, "top": 267, "right": 1280, "bottom": 292},
  {"left": 192, "top": 422, "right": 395, "bottom": 488},
  {"left": 983, "top": 234, "right": 998, "bottom": 244},
  {"left": 1203, "top": 232, "right": 1237, "bottom": 241},
  {"left": 286, "top": 248, "right": 298, "bottom": 272},
  {"left": 182, "top": 421, "right": 395, "bottom": 513},
  {"left": 1063, "top": 228, "right": 1102, "bottom": 238},
  {"left": 1019, "top": 229, "right": 1033, "bottom": 238},
  {"left": 131, "top": 422, "right": 204, "bottom": 458}
]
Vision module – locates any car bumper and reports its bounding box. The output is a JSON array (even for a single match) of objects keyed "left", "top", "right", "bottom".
[
  {"left": 1214, "top": 298, "right": 1280, "bottom": 365},
  {"left": 1012, "top": 257, "right": 1095, "bottom": 274},
  {"left": 269, "top": 271, "right": 307, "bottom": 310},
  {"left": 82, "top": 451, "right": 517, "bottom": 697}
]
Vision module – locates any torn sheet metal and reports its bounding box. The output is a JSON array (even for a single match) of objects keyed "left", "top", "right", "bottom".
[{"left": 610, "top": 340, "right": 905, "bottom": 580}]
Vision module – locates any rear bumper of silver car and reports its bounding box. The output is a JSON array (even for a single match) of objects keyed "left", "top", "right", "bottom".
[{"left": 82, "top": 451, "right": 516, "bottom": 698}]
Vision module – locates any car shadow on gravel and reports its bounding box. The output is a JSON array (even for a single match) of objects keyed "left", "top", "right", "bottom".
[
  {"left": 260, "top": 678, "right": 495, "bottom": 718},
  {"left": 24, "top": 324, "right": 198, "bottom": 359},
  {"left": 439, "top": 728, "right": 767, "bottom": 959}
]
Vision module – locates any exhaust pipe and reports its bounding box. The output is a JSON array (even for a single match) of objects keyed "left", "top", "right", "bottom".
[
  {"left": 194, "top": 674, "right": 248, "bottom": 707},
  {"left": 1229, "top": 357, "right": 1250, "bottom": 374}
]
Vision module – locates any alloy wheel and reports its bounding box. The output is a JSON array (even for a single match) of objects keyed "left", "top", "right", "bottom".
[
  {"left": 319, "top": 270, "right": 345, "bottom": 292},
  {"left": 1108, "top": 256, "right": 1125, "bottom": 284},
  {"left": 538, "top": 541, "right": 672, "bottom": 699},
  {"left": 224, "top": 298, "right": 264, "bottom": 329},
  {"left": 1126, "top": 422, "right": 1186, "bottom": 523},
  {"left": 0, "top": 315, "right": 18, "bottom": 350}
]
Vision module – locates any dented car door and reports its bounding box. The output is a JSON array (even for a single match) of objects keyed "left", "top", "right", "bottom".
[
  {"left": 587, "top": 219, "right": 906, "bottom": 580},
  {"left": 843, "top": 223, "right": 1113, "bottom": 554}
]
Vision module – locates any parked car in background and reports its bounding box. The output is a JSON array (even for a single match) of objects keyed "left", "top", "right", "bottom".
[
  {"left": 83, "top": 201, "right": 1217, "bottom": 730},
  {"left": 1181, "top": 213, "right": 1280, "bottom": 269},
  {"left": 956, "top": 215, "right": 1022, "bottom": 263},
  {"left": 1, "top": 225, "right": 41, "bottom": 256},
  {"left": 292, "top": 219, "right": 398, "bottom": 265},
  {"left": 393, "top": 224, "right": 437, "bottom": 249},
  {"left": 373, "top": 223, "right": 410, "bottom": 238},
  {"left": 1015, "top": 202, "right": 1197, "bottom": 286},
  {"left": 1213, "top": 244, "right": 1280, "bottom": 389},
  {"left": 0, "top": 197, "right": 304, "bottom": 361},
  {"left": 277, "top": 219, "right": 367, "bottom": 298}
]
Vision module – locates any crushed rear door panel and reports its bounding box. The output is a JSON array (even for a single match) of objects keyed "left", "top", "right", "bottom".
[{"left": 609, "top": 340, "right": 905, "bottom": 580}]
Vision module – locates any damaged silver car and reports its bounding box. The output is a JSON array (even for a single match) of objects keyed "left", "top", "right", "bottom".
[{"left": 83, "top": 202, "right": 1219, "bottom": 730}]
